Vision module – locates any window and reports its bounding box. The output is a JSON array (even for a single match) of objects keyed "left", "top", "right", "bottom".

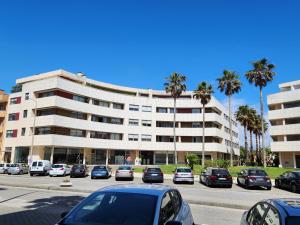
[
  {"left": 70, "top": 129, "right": 85, "bottom": 137},
  {"left": 113, "top": 103, "right": 124, "bottom": 110},
  {"left": 192, "top": 108, "right": 201, "bottom": 113},
  {"left": 192, "top": 137, "right": 201, "bottom": 143},
  {"left": 142, "top": 120, "right": 152, "bottom": 127},
  {"left": 8, "top": 113, "right": 19, "bottom": 121},
  {"left": 99, "top": 101, "right": 110, "bottom": 107},
  {"left": 25, "top": 93, "right": 29, "bottom": 100},
  {"left": 128, "top": 134, "right": 138, "bottom": 141},
  {"left": 129, "top": 119, "right": 139, "bottom": 126},
  {"left": 38, "top": 91, "right": 54, "bottom": 98},
  {"left": 73, "top": 95, "right": 88, "bottom": 103},
  {"left": 111, "top": 118, "right": 122, "bottom": 124},
  {"left": 36, "top": 127, "right": 51, "bottom": 135},
  {"left": 247, "top": 203, "right": 269, "bottom": 225},
  {"left": 192, "top": 122, "right": 201, "bottom": 128},
  {"left": 10, "top": 97, "right": 21, "bottom": 105},
  {"left": 129, "top": 104, "right": 139, "bottom": 111},
  {"left": 142, "top": 105, "right": 152, "bottom": 112},
  {"left": 170, "top": 190, "right": 182, "bottom": 215},
  {"left": 141, "top": 134, "right": 152, "bottom": 142},
  {"left": 159, "top": 192, "right": 176, "bottom": 225},
  {"left": 263, "top": 206, "right": 280, "bottom": 225},
  {"left": 23, "top": 110, "right": 28, "bottom": 118},
  {"left": 70, "top": 111, "right": 86, "bottom": 120},
  {"left": 110, "top": 133, "right": 122, "bottom": 140},
  {"left": 21, "top": 128, "right": 26, "bottom": 136},
  {"left": 156, "top": 107, "right": 168, "bottom": 113},
  {"left": 6, "top": 130, "right": 17, "bottom": 138}
]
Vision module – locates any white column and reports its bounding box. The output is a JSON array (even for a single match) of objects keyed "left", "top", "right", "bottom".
[
  {"left": 50, "top": 146, "right": 54, "bottom": 164},
  {"left": 279, "top": 152, "right": 283, "bottom": 168},
  {"left": 166, "top": 152, "right": 169, "bottom": 165},
  {"left": 106, "top": 149, "right": 109, "bottom": 165},
  {"left": 83, "top": 149, "right": 86, "bottom": 164},
  {"left": 293, "top": 152, "right": 296, "bottom": 168}
]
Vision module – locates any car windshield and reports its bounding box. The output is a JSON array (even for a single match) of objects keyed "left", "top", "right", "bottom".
[
  {"left": 62, "top": 192, "right": 157, "bottom": 225},
  {"left": 118, "top": 166, "right": 131, "bottom": 170},
  {"left": 10, "top": 164, "right": 18, "bottom": 167},
  {"left": 212, "top": 169, "right": 229, "bottom": 175},
  {"left": 248, "top": 170, "right": 267, "bottom": 176},
  {"left": 286, "top": 216, "right": 300, "bottom": 225},
  {"left": 52, "top": 164, "right": 64, "bottom": 168},
  {"left": 177, "top": 168, "right": 191, "bottom": 173},
  {"left": 147, "top": 168, "right": 161, "bottom": 173},
  {"left": 94, "top": 166, "right": 106, "bottom": 170}
]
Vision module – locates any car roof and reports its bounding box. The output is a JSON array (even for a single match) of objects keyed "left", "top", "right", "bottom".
[
  {"left": 98, "top": 184, "right": 171, "bottom": 196},
  {"left": 246, "top": 168, "right": 265, "bottom": 171},
  {"left": 176, "top": 167, "right": 191, "bottom": 169},
  {"left": 268, "top": 199, "right": 300, "bottom": 216}
]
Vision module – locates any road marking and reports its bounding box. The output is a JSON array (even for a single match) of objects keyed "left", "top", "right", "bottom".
[{"left": 0, "top": 190, "right": 37, "bottom": 203}]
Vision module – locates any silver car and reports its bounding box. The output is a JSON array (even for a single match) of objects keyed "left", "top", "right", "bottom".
[
  {"left": 173, "top": 167, "right": 194, "bottom": 184},
  {"left": 56, "top": 184, "right": 194, "bottom": 225},
  {"left": 8, "top": 163, "right": 29, "bottom": 175},
  {"left": 0, "top": 163, "right": 11, "bottom": 174},
  {"left": 115, "top": 165, "right": 134, "bottom": 181}
]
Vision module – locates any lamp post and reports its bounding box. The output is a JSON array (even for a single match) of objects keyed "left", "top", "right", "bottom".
[{"left": 29, "top": 97, "right": 37, "bottom": 165}]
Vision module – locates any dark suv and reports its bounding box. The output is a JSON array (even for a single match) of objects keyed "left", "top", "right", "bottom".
[
  {"left": 70, "top": 164, "right": 89, "bottom": 178},
  {"left": 275, "top": 171, "right": 300, "bottom": 193},
  {"left": 142, "top": 167, "right": 164, "bottom": 183},
  {"left": 237, "top": 168, "right": 272, "bottom": 190},
  {"left": 200, "top": 167, "right": 232, "bottom": 188}
]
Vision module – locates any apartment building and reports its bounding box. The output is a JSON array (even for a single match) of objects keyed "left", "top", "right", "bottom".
[
  {"left": 268, "top": 80, "right": 300, "bottom": 168},
  {"left": 0, "top": 90, "right": 9, "bottom": 162},
  {"left": 4, "top": 70, "right": 239, "bottom": 165}
]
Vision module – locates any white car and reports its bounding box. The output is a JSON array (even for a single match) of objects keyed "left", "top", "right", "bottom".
[
  {"left": 49, "top": 164, "right": 71, "bottom": 177},
  {"left": 30, "top": 160, "right": 51, "bottom": 176},
  {"left": 0, "top": 163, "right": 11, "bottom": 174}
]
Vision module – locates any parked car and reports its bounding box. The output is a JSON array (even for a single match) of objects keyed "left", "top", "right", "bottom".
[
  {"left": 115, "top": 165, "right": 134, "bottom": 181},
  {"left": 30, "top": 160, "right": 51, "bottom": 176},
  {"left": 70, "top": 164, "right": 89, "bottom": 178},
  {"left": 7, "top": 163, "right": 29, "bottom": 175},
  {"left": 142, "top": 167, "right": 164, "bottom": 183},
  {"left": 240, "top": 198, "right": 300, "bottom": 225},
  {"left": 49, "top": 164, "right": 71, "bottom": 177},
  {"left": 275, "top": 171, "right": 300, "bottom": 193},
  {"left": 56, "top": 184, "right": 194, "bottom": 225},
  {"left": 91, "top": 165, "right": 112, "bottom": 179},
  {"left": 237, "top": 168, "right": 272, "bottom": 190},
  {"left": 173, "top": 167, "right": 194, "bottom": 184},
  {"left": 200, "top": 167, "right": 232, "bottom": 188},
  {"left": 0, "top": 163, "right": 11, "bottom": 174}
]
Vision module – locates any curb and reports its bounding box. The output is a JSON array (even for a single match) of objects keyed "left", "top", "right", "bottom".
[{"left": 0, "top": 181, "right": 249, "bottom": 210}]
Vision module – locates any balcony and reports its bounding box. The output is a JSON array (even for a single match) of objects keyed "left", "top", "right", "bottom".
[
  {"left": 268, "top": 107, "right": 300, "bottom": 120},
  {"left": 271, "top": 141, "right": 300, "bottom": 152},
  {"left": 270, "top": 124, "right": 300, "bottom": 136}
]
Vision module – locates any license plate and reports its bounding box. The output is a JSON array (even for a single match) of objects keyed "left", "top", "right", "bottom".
[
  {"left": 218, "top": 178, "right": 226, "bottom": 180},
  {"left": 257, "top": 178, "right": 263, "bottom": 181},
  {"left": 151, "top": 174, "right": 158, "bottom": 176}
]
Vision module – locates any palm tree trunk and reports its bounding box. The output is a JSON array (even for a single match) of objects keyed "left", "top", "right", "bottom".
[
  {"left": 228, "top": 95, "right": 233, "bottom": 167},
  {"left": 250, "top": 130, "right": 253, "bottom": 153},
  {"left": 244, "top": 125, "right": 248, "bottom": 160},
  {"left": 173, "top": 98, "right": 177, "bottom": 165},
  {"left": 260, "top": 86, "right": 266, "bottom": 167},
  {"left": 202, "top": 104, "right": 206, "bottom": 167},
  {"left": 255, "top": 133, "right": 259, "bottom": 164}
]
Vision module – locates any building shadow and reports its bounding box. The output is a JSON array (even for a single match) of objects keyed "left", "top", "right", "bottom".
[{"left": 0, "top": 195, "right": 85, "bottom": 225}]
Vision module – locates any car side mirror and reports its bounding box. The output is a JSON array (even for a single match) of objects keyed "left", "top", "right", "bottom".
[
  {"left": 165, "top": 221, "right": 182, "bottom": 225},
  {"left": 61, "top": 211, "right": 69, "bottom": 218}
]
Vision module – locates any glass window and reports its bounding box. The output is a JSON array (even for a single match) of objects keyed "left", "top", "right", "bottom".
[
  {"left": 99, "top": 101, "right": 110, "bottom": 107},
  {"left": 159, "top": 192, "right": 176, "bottom": 225},
  {"left": 73, "top": 95, "right": 88, "bottom": 103},
  {"left": 70, "top": 129, "right": 85, "bottom": 137},
  {"left": 36, "top": 127, "right": 52, "bottom": 135},
  {"left": 128, "top": 134, "right": 138, "bottom": 141},
  {"left": 129, "top": 119, "right": 139, "bottom": 126},
  {"left": 247, "top": 203, "right": 269, "bottom": 225},
  {"left": 157, "top": 107, "right": 168, "bottom": 113},
  {"left": 192, "top": 108, "right": 201, "bottom": 113},
  {"left": 142, "top": 120, "right": 152, "bottom": 127},
  {"left": 141, "top": 134, "right": 152, "bottom": 142},
  {"left": 129, "top": 104, "right": 139, "bottom": 111},
  {"left": 113, "top": 103, "right": 124, "bottom": 110},
  {"left": 263, "top": 206, "right": 280, "bottom": 225},
  {"left": 10, "top": 97, "right": 20, "bottom": 105},
  {"left": 62, "top": 192, "right": 157, "bottom": 225},
  {"left": 23, "top": 110, "right": 28, "bottom": 118},
  {"left": 25, "top": 93, "right": 29, "bottom": 100},
  {"left": 6, "top": 130, "right": 14, "bottom": 138},
  {"left": 286, "top": 216, "right": 300, "bottom": 225},
  {"left": 21, "top": 128, "right": 26, "bottom": 136},
  {"left": 170, "top": 190, "right": 182, "bottom": 215},
  {"left": 142, "top": 105, "right": 152, "bottom": 112},
  {"left": 248, "top": 170, "right": 267, "bottom": 176}
]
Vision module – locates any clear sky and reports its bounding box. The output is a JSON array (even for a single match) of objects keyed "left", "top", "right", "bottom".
[{"left": 1, "top": 0, "right": 300, "bottom": 112}]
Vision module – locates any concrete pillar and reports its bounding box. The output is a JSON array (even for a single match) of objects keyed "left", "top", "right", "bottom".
[
  {"left": 293, "top": 152, "right": 296, "bottom": 169},
  {"left": 279, "top": 152, "right": 283, "bottom": 168},
  {"left": 106, "top": 149, "right": 109, "bottom": 165},
  {"left": 166, "top": 152, "right": 169, "bottom": 165},
  {"left": 83, "top": 149, "right": 86, "bottom": 164},
  {"left": 50, "top": 146, "right": 54, "bottom": 164}
]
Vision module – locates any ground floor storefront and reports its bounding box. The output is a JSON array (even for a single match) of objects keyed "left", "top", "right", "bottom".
[
  {"left": 279, "top": 152, "right": 300, "bottom": 168},
  {"left": 9, "top": 146, "right": 236, "bottom": 165}
]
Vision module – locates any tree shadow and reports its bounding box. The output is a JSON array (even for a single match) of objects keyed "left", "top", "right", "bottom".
[{"left": 0, "top": 195, "right": 85, "bottom": 225}]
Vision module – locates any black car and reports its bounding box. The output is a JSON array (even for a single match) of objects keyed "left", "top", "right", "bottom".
[
  {"left": 275, "top": 171, "right": 300, "bottom": 193},
  {"left": 240, "top": 198, "right": 300, "bottom": 225},
  {"left": 142, "top": 167, "right": 164, "bottom": 183},
  {"left": 237, "top": 168, "right": 272, "bottom": 190},
  {"left": 70, "top": 164, "right": 89, "bottom": 178},
  {"left": 200, "top": 167, "right": 232, "bottom": 188}
]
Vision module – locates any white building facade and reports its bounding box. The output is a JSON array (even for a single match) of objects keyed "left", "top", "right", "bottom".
[
  {"left": 268, "top": 80, "right": 300, "bottom": 168},
  {"left": 3, "top": 70, "right": 239, "bottom": 165}
]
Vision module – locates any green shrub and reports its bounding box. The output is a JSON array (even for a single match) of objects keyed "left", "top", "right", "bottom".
[{"left": 186, "top": 154, "right": 199, "bottom": 170}]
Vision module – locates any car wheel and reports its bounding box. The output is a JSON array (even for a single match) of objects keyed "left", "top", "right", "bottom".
[
  {"left": 190, "top": 181, "right": 194, "bottom": 185},
  {"left": 267, "top": 186, "right": 272, "bottom": 191},
  {"left": 237, "top": 178, "right": 241, "bottom": 186},
  {"left": 91, "top": 176, "right": 94, "bottom": 179},
  {"left": 292, "top": 184, "right": 297, "bottom": 193},
  {"left": 245, "top": 181, "right": 249, "bottom": 189},
  {"left": 173, "top": 180, "right": 177, "bottom": 184},
  {"left": 70, "top": 175, "right": 73, "bottom": 178},
  {"left": 228, "top": 184, "right": 232, "bottom": 188},
  {"left": 30, "top": 173, "right": 33, "bottom": 176},
  {"left": 115, "top": 177, "right": 119, "bottom": 181},
  {"left": 49, "top": 175, "right": 52, "bottom": 177},
  {"left": 206, "top": 180, "right": 210, "bottom": 187}
]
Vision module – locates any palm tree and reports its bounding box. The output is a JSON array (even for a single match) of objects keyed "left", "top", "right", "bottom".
[
  {"left": 253, "top": 114, "right": 262, "bottom": 165},
  {"left": 217, "top": 70, "right": 242, "bottom": 166},
  {"left": 235, "top": 105, "right": 252, "bottom": 161},
  {"left": 193, "top": 82, "right": 214, "bottom": 167},
  {"left": 246, "top": 58, "right": 276, "bottom": 167},
  {"left": 164, "top": 72, "right": 187, "bottom": 165},
  {"left": 247, "top": 108, "right": 257, "bottom": 163}
]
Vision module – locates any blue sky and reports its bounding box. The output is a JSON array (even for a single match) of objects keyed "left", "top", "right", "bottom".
[{"left": 1, "top": 0, "right": 300, "bottom": 112}]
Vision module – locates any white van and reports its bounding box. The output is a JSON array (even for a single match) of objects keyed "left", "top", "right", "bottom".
[{"left": 30, "top": 160, "right": 51, "bottom": 176}]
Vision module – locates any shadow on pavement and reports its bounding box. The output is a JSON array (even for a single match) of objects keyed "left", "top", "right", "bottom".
[{"left": 0, "top": 195, "right": 85, "bottom": 225}]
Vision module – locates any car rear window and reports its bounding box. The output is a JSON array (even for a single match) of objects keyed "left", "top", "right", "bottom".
[
  {"left": 147, "top": 168, "right": 161, "bottom": 173},
  {"left": 286, "top": 216, "right": 300, "bottom": 225},
  {"left": 118, "top": 166, "right": 131, "bottom": 170},
  {"left": 248, "top": 170, "right": 267, "bottom": 176},
  {"left": 73, "top": 165, "right": 84, "bottom": 169},
  {"left": 212, "top": 169, "right": 229, "bottom": 175},
  {"left": 94, "top": 166, "right": 106, "bottom": 170},
  {"left": 38, "top": 162, "right": 43, "bottom": 167},
  {"left": 0, "top": 164, "right": 4, "bottom": 167},
  {"left": 32, "top": 162, "right": 37, "bottom": 167},
  {"left": 52, "top": 164, "right": 63, "bottom": 168},
  {"left": 10, "top": 164, "right": 18, "bottom": 167},
  {"left": 63, "top": 192, "right": 157, "bottom": 225},
  {"left": 177, "top": 168, "right": 192, "bottom": 173}
]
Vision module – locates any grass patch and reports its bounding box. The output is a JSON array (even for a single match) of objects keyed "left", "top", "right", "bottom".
[{"left": 134, "top": 164, "right": 300, "bottom": 179}]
